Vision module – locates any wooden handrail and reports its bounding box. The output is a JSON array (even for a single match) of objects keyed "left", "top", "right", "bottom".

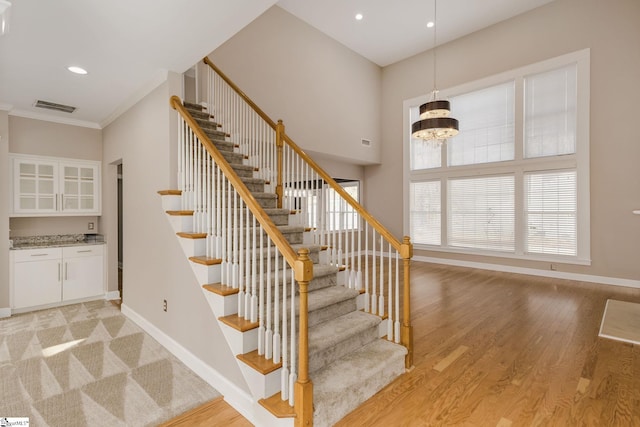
[
  {"left": 203, "top": 57, "right": 277, "bottom": 130},
  {"left": 170, "top": 96, "right": 298, "bottom": 267}
]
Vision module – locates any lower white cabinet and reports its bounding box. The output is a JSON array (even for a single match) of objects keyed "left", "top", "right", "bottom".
[
  {"left": 13, "top": 248, "right": 63, "bottom": 309},
  {"left": 62, "top": 246, "right": 104, "bottom": 301},
  {"left": 11, "top": 245, "right": 105, "bottom": 310}
]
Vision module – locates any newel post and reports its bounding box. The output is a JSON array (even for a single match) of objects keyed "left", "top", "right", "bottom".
[
  {"left": 276, "top": 120, "right": 285, "bottom": 209},
  {"left": 400, "top": 236, "right": 414, "bottom": 369},
  {"left": 294, "top": 248, "right": 314, "bottom": 426}
]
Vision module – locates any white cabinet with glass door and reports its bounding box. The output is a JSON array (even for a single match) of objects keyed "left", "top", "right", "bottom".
[
  {"left": 61, "top": 162, "right": 99, "bottom": 213},
  {"left": 10, "top": 154, "right": 101, "bottom": 216},
  {"left": 13, "top": 158, "right": 59, "bottom": 214}
]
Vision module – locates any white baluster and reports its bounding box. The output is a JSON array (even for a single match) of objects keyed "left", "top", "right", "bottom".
[
  {"left": 273, "top": 249, "right": 281, "bottom": 364},
  {"left": 395, "top": 250, "right": 401, "bottom": 344},
  {"left": 266, "top": 240, "right": 273, "bottom": 359},
  {"left": 250, "top": 216, "right": 258, "bottom": 323},
  {"left": 289, "top": 268, "right": 297, "bottom": 406},
  {"left": 281, "top": 256, "right": 289, "bottom": 401},
  {"left": 258, "top": 215, "right": 265, "bottom": 355},
  {"left": 387, "top": 242, "right": 393, "bottom": 340},
  {"left": 232, "top": 190, "right": 239, "bottom": 288},
  {"left": 378, "top": 234, "right": 385, "bottom": 317},
  {"left": 371, "top": 229, "right": 376, "bottom": 314},
  {"left": 364, "top": 222, "right": 370, "bottom": 312}
]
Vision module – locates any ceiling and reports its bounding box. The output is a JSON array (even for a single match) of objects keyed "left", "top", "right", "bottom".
[{"left": 0, "top": 0, "right": 553, "bottom": 129}]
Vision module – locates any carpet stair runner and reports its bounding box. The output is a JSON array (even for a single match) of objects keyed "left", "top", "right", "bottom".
[{"left": 159, "top": 102, "right": 406, "bottom": 427}]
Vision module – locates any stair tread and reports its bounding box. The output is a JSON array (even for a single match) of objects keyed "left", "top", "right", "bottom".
[
  {"left": 166, "top": 210, "right": 193, "bottom": 216},
  {"left": 177, "top": 232, "right": 207, "bottom": 239},
  {"left": 219, "top": 314, "right": 259, "bottom": 332},
  {"left": 259, "top": 393, "right": 296, "bottom": 419},
  {"left": 237, "top": 349, "right": 282, "bottom": 375},
  {"left": 203, "top": 283, "right": 239, "bottom": 296},
  {"left": 189, "top": 256, "right": 222, "bottom": 266},
  {"left": 158, "top": 189, "right": 182, "bottom": 196},
  {"left": 308, "top": 311, "right": 380, "bottom": 354}
]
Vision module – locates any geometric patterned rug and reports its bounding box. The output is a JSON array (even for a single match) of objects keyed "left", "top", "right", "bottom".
[{"left": 0, "top": 300, "right": 221, "bottom": 426}]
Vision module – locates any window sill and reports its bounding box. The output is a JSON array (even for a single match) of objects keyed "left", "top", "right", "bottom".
[{"left": 412, "top": 244, "right": 592, "bottom": 266}]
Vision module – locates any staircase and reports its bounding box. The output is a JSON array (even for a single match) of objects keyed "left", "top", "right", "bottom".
[{"left": 158, "top": 59, "right": 414, "bottom": 427}]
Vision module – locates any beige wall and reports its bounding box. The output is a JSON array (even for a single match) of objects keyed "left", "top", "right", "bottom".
[
  {"left": 210, "top": 6, "right": 382, "bottom": 165},
  {"left": 101, "top": 73, "right": 249, "bottom": 392},
  {"left": 371, "top": 0, "right": 640, "bottom": 280},
  {"left": 0, "top": 111, "right": 9, "bottom": 310},
  {"left": 9, "top": 116, "right": 101, "bottom": 160}
]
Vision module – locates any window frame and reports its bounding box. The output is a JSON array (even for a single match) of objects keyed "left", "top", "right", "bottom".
[{"left": 403, "top": 49, "right": 591, "bottom": 265}]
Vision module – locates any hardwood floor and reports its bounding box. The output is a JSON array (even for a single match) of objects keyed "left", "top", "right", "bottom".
[
  {"left": 159, "top": 397, "right": 252, "bottom": 427},
  {"left": 337, "top": 262, "right": 640, "bottom": 426},
  {"left": 166, "top": 262, "right": 640, "bottom": 426}
]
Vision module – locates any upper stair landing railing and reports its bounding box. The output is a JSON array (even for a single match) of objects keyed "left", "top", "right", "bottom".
[{"left": 202, "top": 56, "right": 414, "bottom": 370}]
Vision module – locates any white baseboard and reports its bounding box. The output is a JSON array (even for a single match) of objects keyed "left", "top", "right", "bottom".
[
  {"left": 104, "top": 291, "right": 121, "bottom": 300},
  {"left": 0, "top": 307, "right": 11, "bottom": 318},
  {"left": 414, "top": 256, "right": 640, "bottom": 289},
  {"left": 120, "top": 304, "right": 270, "bottom": 426}
]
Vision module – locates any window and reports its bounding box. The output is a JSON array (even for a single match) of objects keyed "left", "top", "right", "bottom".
[
  {"left": 410, "top": 181, "right": 441, "bottom": 245},
  {"left": 448, "top": 175, "right": 514, "bottom": 252},
  {"left": 294, "top": 180, "right": 360, "bottom": 231},
  {"left": 404, "top": 50, "right": 590, "bottom": 264},
  {"left": 325, "top": 181, "right": 359, "bottom": 231}
]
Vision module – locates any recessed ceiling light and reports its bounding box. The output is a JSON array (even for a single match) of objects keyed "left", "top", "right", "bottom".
[
  {"left": 427, "top": 21, "right": 435, "bottom": 28},
  {"left": 67, "top": 66, "right": 88, "bottom": 75},
  {"left": 355, "top": 13, "right": 363, "bottom": 21}
]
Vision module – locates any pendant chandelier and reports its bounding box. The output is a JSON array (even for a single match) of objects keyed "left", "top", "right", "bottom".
[{"left": 411, "top": 0, "right": 459, "bottom": 142}]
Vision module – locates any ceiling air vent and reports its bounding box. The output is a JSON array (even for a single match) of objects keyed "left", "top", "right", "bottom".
[{"left": 34, "top": 100, "right": 76, "bottom": 114}]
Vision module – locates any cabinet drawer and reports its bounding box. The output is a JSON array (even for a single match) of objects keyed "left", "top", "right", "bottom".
[
  {"left": 63, "top": 245, "right": 104, "bottom": 258},
  {"left": 13, "top": 247, "right": 62, "bottom": 262}
]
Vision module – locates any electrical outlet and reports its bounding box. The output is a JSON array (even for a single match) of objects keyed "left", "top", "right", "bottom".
[
  {"left": 88, "top": 222, "right": 94, "bottom": 230},
  {"left": 163, "top": 299, "right": 167, "bottom": 312},
  {"left": 550, "top": 263, "right": 557, "bottom": 271}
]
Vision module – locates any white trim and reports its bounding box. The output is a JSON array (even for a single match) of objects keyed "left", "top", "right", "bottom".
[
  {"left": 0, "top": 307, "right": 11, "bottom": 318},
  {"left": 104, "top": 291, "right": 121, "bottom": 300},
  {"left": 413, "top": 256, "right": 640, "bottom": 289},
  {"left": 120, "top": 304, "right": 274, "bottom": 427},
  {"left": 9, "top": 108, "right": 101, "bottom": 129},
  {"left": 100, "top": 69, "right": 169, "bottom": 128},
  {"left": 0, "top": 103, "right": 13, "bottom": 111}
]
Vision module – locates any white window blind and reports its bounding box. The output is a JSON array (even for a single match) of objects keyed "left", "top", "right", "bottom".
[
  {"left": 410, "top": 181, "right": 441, "bottom": 245},
  {"left": 525, "top": 170, "right": 577, "bottom": 256},
  {"left": 525, "top": 64, "right": 577, "bottom": 158},
  {"left": 448, "top": 175, "right": 515, "bottom": 252},
  {"left": 410, "top": 105, "right": 442, "bottom": 170},
  {"left": 448, "top": 82, "right": 515, "bottom": 166}
]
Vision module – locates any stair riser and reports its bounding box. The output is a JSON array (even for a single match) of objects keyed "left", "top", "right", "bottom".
[
  {"left": 186, "top": 110, "right": 212, "bottom": 121},
  {"left": 309, "top": 326, "right": 379, "bottom": 374},
  {"left": 232, "top": 165, "right": 255, "bottom": 178}
]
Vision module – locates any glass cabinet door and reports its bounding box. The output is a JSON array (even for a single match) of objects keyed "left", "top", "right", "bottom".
[
  {"left": 62, "top": 164, "right": 97, "bottom": 213},
  {"left": 14, "top": 159, "right": 58, "bottom": 213}
]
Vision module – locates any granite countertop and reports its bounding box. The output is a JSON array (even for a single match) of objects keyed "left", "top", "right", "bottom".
[{"left": 10, "top": 234, "right": 106, "bottom": 250}]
